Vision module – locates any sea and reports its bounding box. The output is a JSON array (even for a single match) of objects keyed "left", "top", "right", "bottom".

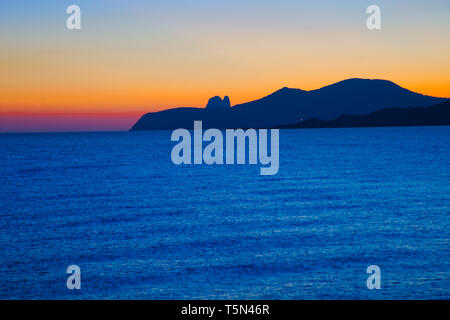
[{"left": 0, "top": 126, "right": 449, "bottom": 299}]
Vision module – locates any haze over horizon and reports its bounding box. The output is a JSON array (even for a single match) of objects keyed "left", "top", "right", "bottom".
[{"left": 1, "top": 0, "right": 450, "bottom": 132}]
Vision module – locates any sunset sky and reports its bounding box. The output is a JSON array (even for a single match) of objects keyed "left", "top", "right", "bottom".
[{"left": 1, "top": 0, "right": 450, "bottom": 132}]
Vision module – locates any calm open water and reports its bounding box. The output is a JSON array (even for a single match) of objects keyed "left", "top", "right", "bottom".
[{"left": 0, "top": 127, "right": 449, "bottom": 299}]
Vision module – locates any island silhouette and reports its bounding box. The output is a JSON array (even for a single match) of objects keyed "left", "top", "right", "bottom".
[{"left": 131, "top": 78, "right": 449, "bottom": 130}]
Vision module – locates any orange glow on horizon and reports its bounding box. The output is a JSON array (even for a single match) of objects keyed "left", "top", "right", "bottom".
[{"left": 1, "top": 78, "right": 449, "bottom": 116}]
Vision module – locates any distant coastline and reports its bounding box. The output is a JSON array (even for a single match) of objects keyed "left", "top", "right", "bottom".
[
  {"left": 275, "top": 100, "right": 450, "bottom": 129},
  {"left": 131, "top": 78, "right": 448, "bottom": 131}
]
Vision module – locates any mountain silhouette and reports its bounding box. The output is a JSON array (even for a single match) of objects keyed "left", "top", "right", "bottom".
[
  {"left": 131, "top": 79, "right": 447, "bottom": 130},
  {"left": 277, "top": 100, "right": 450, "bottom": 129}
]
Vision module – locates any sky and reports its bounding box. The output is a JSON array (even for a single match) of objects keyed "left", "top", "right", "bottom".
[{"left": 1, "top": 0, "right": 450, "bottom": 132}]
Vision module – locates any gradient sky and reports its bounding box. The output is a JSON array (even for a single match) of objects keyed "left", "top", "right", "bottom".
[{"left": 1, "top": 0, "right": 450, "bottom": 131}]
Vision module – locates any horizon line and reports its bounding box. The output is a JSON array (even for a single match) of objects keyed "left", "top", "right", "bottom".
[{"left": 2, "top": 78, "right": 449, "bottom": 115}]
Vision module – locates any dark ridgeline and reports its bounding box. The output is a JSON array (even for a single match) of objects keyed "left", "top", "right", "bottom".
[
  {"left": 130, "top": 78, "right": 448, "bottom": 130},
  {"left": 277, "top": 100, "right": 450, "bottom": 129}
]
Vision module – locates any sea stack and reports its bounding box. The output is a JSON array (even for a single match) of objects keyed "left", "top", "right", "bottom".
[{"left": 206, "top": 96, "right": 231, "bottom": 109}]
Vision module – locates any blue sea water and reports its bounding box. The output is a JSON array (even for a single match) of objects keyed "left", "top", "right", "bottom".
[{"left": 0, "top": 126, "right": 449, "bottom": 299}]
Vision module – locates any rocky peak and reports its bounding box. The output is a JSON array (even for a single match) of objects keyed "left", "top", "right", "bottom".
[{"left": 206, "top": 96, "right": 231, "bottom": 109}]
